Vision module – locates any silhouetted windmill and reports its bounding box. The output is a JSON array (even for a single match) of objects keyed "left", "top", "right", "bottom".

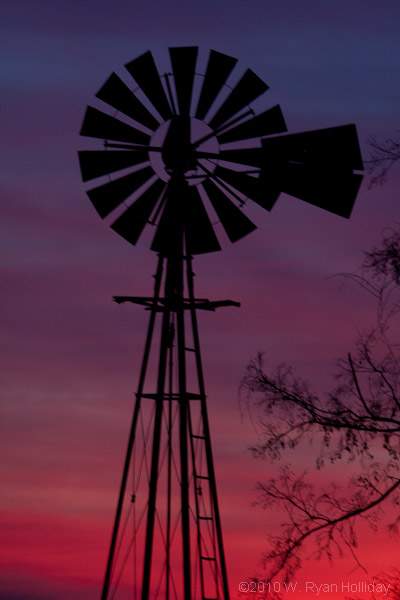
[{"left": 78, "top": 47, "right": 363, "bottom": 600}]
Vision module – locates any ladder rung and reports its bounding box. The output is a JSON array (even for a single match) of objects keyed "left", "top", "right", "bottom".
[
  {"left": 196, "top": 475, "right": 209, "bottom": 480},
  {"left": 200, "top": 556, "right": 216, "bottom": 561},
  {"left": 192, "top": 434, "right": 205, "bottom": 439},
  {"left": 199, "top": 516, "right": 213, "bottom": 520},
  {"left": 185, "top": 347, "right": 196, "bottom": 352}
]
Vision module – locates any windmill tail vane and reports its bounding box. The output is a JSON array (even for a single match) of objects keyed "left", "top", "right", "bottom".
[{"left": 78, "top": 47, "right": 363, "bottom": 600}]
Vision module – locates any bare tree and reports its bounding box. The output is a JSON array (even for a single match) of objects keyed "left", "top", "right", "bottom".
[
  {"left": 348, "top": 568, "right": 400, "bottom": 600},
  {"left": 365, "top": 133, "right": 400, "bottom": 188},
  {"left": 241, "top": 227, "right": 400, "bottom": 583}
]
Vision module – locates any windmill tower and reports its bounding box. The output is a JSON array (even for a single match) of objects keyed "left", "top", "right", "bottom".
[{"left": 78, "top": 47, "right": 363, "bottom": 600}]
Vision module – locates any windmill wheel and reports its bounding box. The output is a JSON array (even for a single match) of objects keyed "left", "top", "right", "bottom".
[{"left": 78, "top": 47, "right": 363, "bottom": 255}]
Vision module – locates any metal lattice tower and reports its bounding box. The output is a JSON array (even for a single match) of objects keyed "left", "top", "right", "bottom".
[{"left": 78, "top": 47, "right": 363, "bottom": 600}]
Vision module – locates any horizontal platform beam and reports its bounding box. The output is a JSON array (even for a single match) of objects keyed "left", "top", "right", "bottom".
[{"left": 113, "top": 295, "right": 240, "bottom": 311}]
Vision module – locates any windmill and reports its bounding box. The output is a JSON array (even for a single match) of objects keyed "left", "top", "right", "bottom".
[{"left": 78, "top": 47, "right": 363, "bottom": 600}]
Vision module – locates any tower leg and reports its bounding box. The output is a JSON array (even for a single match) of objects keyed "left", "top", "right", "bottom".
[
  {"left": 101, "top": 256, "right": 164, "bottom": 600},
  {"left": 174, "top": 256, "right": 192, "bottom": 600}
]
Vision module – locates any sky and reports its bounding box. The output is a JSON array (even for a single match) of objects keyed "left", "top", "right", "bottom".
[{"left": 1, "top": 0, "right": 399, "bottom": 598}]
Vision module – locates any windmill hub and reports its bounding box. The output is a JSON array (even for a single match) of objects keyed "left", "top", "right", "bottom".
[
  {"left": 161, "top": 118, "right": 197, "bottom": 174},
  {"left": 150, "top": 117, "right": 219, "bottom": 184}
]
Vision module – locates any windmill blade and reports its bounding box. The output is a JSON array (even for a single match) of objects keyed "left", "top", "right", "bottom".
[
  {"left": 198, "top": 147, "right": 265, "bottom": 168},
  {"left": 208, "top": 69, "right": 269, "bottom": 131},
  {"left": 202, "top": 179, "right": 256, "bottom": 242},
  {"left": 184, "top": 186, "right": 221, "bottom": 254},
  {"left": 169, "top": 46, "right": 198, "bottom": 116},
  {"left": 280, "top": 163, "right": 363, "bottom": 218},
  {"left": 78, "top": 150, "right": 149, "bottom": 182},
  {"left": 195, "top": 50, "right": 237, "bottom": 120},
  {"left": 261, "top": 124, "right": 364, "bottom": 170},
  {"left": 216, "top": 105, "right": 287, "bottom": 144},
  {"left": 95, "top": 73, "right": 159, "bottom": 131},
  {"left": 151, "top": 190, "right": 183, "bottom": 256},
  {"left": 125, "top": 51, "right": 172, "bottom": 120},
  {"left": 80, "top": 106, "right": 151, "bottom": 145},
  {"left": 86, "top": 166, "right": 155, "bottom": 218},
  {"left": 152, "top": 184, "right": 221, "bottom": 255},
  {"left": 111, "top": 179, "right": 166, "bottom": 245},
  {"left": 214, "top": 165, "right": 279, "bottom": 210}
]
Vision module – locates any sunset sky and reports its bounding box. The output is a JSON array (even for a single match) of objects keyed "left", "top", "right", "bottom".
[{"left": 1, "top": 1, "right": 399, "bottom": 598}]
